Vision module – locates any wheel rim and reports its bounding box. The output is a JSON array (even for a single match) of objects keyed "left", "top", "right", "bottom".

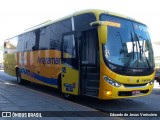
[
  {"left": 64, "top": 93, "right": 70, "bottom": 98},
  {"left": 17, "top": 72, "right": 21, "bottom": 83}
]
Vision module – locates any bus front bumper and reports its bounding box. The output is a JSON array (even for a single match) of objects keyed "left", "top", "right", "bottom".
[{"left": 99, "top": 82, "right": 154, "bottom": 100}]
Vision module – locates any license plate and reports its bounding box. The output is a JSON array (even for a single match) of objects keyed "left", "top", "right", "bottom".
[{"left": 132, "top": 90, "right": 140, "bottom": 95}]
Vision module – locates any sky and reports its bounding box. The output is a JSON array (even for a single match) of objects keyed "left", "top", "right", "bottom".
[{"left": 0, "top": 0, "right": 160, "bottom": 56}]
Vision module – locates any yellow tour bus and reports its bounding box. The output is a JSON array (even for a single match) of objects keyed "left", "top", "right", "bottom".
[{"left": 3, "top": 9, "right": 155, "bottom": 99}]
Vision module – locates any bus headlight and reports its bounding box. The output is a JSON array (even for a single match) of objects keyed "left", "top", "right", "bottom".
[
  {"left": 103, "top": 76, "right": 121, "bottom": 87},
  {"left": 149, "top": 79, "right": 154, "bottom": 85}
]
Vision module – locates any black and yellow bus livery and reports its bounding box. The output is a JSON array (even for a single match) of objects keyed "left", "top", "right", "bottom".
[{"left": 3, "top": 9, "right": 155, "bottom": 99}]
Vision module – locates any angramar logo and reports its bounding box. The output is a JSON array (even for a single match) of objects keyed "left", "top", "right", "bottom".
[{"left": 37, "top": 57, "right": 61, "bottom": 66}]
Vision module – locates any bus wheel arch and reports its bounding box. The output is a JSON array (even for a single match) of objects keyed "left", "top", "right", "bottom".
[
  {"left": 57, "top": 73, "right": 73, "bottom": 99},
  {"left": 58, "top": 74, "right": 62, "bottom": 91},
  {"left": 15, "top": 68, "right": 29, "bottom": 85}
]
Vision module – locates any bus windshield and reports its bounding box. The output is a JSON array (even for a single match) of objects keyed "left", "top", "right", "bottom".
[{"left": 100, "top": 14, "right": 154, "bottom": 74}]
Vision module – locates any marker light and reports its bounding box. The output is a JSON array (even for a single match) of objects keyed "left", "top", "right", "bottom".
[
  {"left": 106, "top": 91, "right": 112, "bottom": 96},
  {"left": 103, "top": 76, "right": 121, "bottom": 87},
  {"left": 149, "top": 79, "right": 154, "bottom": 85}
]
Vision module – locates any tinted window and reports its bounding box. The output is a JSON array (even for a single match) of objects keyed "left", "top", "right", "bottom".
[
  {"left": 23, "top": 32, "right": 36, "bottom": 51},
  {"left": 50, "top": 19, "right": 72, "bottom": 50},
  {"left": 63, "top": 34, "right": 76, "bottom": 58},
  {"left": 17, "top": 35, "right": 25, "bottom": 52},
  {"left": 39, "top": 26, "right": 50, "bottom": 50},
  {"left": 4, "top": 18, "right": 72, "bottom": 53},
  {"left": 74, "top": 13, "right": 96, "bottom": 31}
]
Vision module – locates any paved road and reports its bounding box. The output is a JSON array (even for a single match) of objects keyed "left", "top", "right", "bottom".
[
  {"left": 0, "top": 70, "right": 117, "bottom": 120},
  {"left": 0, "top": 70, "right": 160, "bottom": 120}
]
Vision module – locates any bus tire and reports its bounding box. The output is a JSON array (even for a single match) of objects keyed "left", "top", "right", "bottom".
[
  {"left": 58, "top": 74, "right": 62, "bottom": 91},
  {"left": 63, "top": 93, "right": 73, "bottom": 100},
  {"left": 16, "top": 69, "right": 25, "bottom": 85}
]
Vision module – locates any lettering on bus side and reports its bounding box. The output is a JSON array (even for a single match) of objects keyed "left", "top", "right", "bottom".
[{"left": 37, "top": 57, "right": 61, "bottom": 66}]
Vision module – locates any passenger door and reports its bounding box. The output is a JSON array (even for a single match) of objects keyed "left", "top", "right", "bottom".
[
  {"left": 61, "top": 32, "right": 79, "bottom": 95},
  {"left": 80, "top": 29, "right": 100, "bottom": 97}
]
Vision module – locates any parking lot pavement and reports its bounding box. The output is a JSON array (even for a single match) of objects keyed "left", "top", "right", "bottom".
[{"left": 0, "top": 79, "right": 118, "bottom": 120}]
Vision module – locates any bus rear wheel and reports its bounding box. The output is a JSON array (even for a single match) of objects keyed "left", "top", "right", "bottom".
[{"left": 16, "top": 69, "right": 25, "bottom": 85}]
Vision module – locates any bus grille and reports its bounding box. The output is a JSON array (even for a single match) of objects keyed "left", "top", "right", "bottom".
[
  {"left": 123, "top": 83, "right": 148, "bottom": 88},
  {"left": 118, "top": 90, "right": 149, "bottom": 96}
]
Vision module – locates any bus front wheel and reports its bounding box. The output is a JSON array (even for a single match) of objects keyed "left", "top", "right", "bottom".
[{"left": 63, "top": 93, "right": 72, "bottom": 99}]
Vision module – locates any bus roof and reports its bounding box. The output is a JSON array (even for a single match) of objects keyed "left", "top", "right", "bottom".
[
  {"left": 5, "top": 9, "right": 143, "bottom": 40},
  {"left": 26, "top": 9, "right": 138, "bottom": 31}
]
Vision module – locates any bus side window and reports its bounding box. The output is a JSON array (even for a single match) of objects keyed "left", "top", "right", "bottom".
[
  {"left": 39, "top": 26, "right": 50, "bottom": 50},
  {"left": 50, "top": 18, "right": 72, "bottom": 50},
  {"left": 63, "top": 35, "right": 76, "bottom": 58}
]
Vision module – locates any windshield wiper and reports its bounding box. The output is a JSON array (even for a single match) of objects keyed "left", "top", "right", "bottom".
[
  {"left": 134, "top": 33, "right": 142, "bottom": 60},
  {"left": 138, "top": 36, "right": 151, "bottom": 69},
  {"left": 130, "top": 32, "right": 135, "bottom": 59},
  {"left": 134, "top": 33, "right": 151, "bottom": 68},
  {"left": 124, "top": 32, "right": 135, "bottom": 68},
  {"left": 116, "top": 32, "right": 130, "bottom": 69}
]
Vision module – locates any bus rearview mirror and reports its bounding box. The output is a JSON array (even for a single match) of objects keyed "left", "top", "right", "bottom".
[
  {"left": 90, "top": 21, "right": 108, "bottom": 44},
  {"left": 98, "top": 25, "right": 108, "bottom": 44}
]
